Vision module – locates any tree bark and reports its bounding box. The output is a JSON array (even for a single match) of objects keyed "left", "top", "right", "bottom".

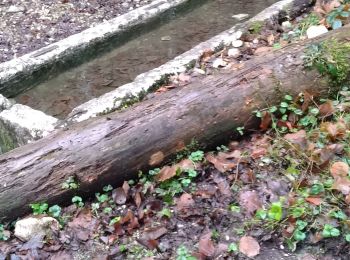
[{"left": 0, "top": 25, "right": 348, "bottom": 221}]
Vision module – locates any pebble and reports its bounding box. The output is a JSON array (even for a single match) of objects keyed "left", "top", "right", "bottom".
[
  {"left": 232, "top": 13, "right": 249, "bottom": 21},
  {"left": 232, "top": 39, "right": 243, "bottom": 48},
  {"left": 7, "top": 5, "right": 25, "bottom": 13},
  {"left": 14, "top": 217, "right": 59, "bottom": 241},
  {"left": 227, "top": 48, "right": 240, "bottom": 58},
  {"left": 212, "top": 58, "right": 227, "bottom": 68},
  {"left": 306, "top": 25, "right": 328, "bottom": 39},
  {"left": 281, "top": 21, "right": 292, "bottom": 30}
]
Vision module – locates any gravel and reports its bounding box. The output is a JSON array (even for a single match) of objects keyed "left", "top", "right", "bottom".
[{"left": 0, "top": 0, "right": 154, "bottom": 63}]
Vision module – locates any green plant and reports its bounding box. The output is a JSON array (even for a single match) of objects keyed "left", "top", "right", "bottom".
[
  {"left": 48, "top": 205, "right": 61, "bottom": 218},
  {"left": 96, "top": 193, "right": 109, "bottom": 203},
  {"left": 295, "top": 13, "right": 320, "bottom": 36},
  {"left": 326, "top": 4, "right": 350, "bottom": 30},
  {"left": 103, "top": 185, "right": 113, "bottom": 192},
  {"left": 236, "top": 126, "right": 245, "bottom": 136},
  {"left": 159, "top": 208, "right": 172, "bottom": 218},
  {"left": 249, "top": 21, "right": 264, "bottom": 34},
  {"left": 227, "top": 242, "right": 238, "bottom": 253},
  {"left": 176, "top": 245, "right": 196, "bottom": 260},
  {"left": 30, "top": 202, "right": 48, "bottom": 215},
  {"left": 322, "top": 224, "right": 340, "bottom": 237},
  {"left": 304, "top": 39, "right": 350, "bottom": 85},
  {"left": 109, "top": 216, "right": 121, "bottom": 226},
  {"left": 189, "top": 151, "right": 204, "bottom": 162},
  {"left": 72, "top": 196, "right": 84, "bottom": 208},
  {"left": 0, "top": 224, "right": 9, "bottom": 241},
  {"left": 62, "top": 176, "right": 79, "bottom": 190},
  {"left": 268, "top": 201, "right": 283, "bottom": 221}
]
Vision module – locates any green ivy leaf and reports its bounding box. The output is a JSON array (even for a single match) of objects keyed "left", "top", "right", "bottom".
[{"left": 268, "top": 202, "right": 283, "bottom": 221}]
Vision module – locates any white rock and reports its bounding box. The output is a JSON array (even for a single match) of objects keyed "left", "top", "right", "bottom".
[
  {"left": 0, "top": 104, "right": 58, "bottom": 145},
  {"left": 232, "top": 13, "right": 249, "bottom": 21},
  {"left": 306, "top": 25, "right": 328, "bottom": 39},
  {"left": 14, "top": 217, "right": 59, "bottom": 241},
  {"left": 227, "top": 48, "right": 240, "bottom": 58},
  {"left": 212, "top": 58, "right": 227, "bottom": 68},
  {"left": 0, "top": 94, "right": 13, "bottom": 112},
  {"left": 223, "top": 31, "right": 243, "bottom": 46},
  {"left": 232, "top": 40, "right": 243, "bottom": 48},
  {"left": 252, "top": 38, "right": 259, "bottom": 44},
  {"left": 281, "top": 21, "right": 292, "bottom": 29},
  {"left": 7, "top": 5, "right": 25, "bottom": 13},
  {"left": 193, "top": 68, "right": 206, "bottom": 75}
]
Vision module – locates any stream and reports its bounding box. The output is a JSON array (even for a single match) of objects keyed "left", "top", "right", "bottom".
[{"left": 15, "top": 0, "right": 278, "bottom": 118}]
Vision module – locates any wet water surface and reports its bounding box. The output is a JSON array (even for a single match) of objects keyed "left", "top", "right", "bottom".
[{"left": 16, "top": 0, "right": 278, "bottom": 118}]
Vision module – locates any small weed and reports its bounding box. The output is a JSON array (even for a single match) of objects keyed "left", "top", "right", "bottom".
[
  {"left": 0, "top": 224, "right": 9, "bottom": 241},
  {"left": 176, "top": 245, "right": 196, "bottom": 260},
  {"left": 30, "top": 202, "right": 48, "bottom": 215},
  {"left": 326, "top": 3, "right": 350, "bottom": 30},
  {"left": 227, "top": 242, "right": 238, "bottom": 253},
  {"left": 62, "top": 176, "right": 79, "bottom": 190},
  {"left": 249, "top": 21, "right": 264, "bottom": 34},
  {"left": 304, "top": 39, "right": 350, "bottom": 85},
  {"left": 72, "top": 196, "right": 84, "bottom": 208},
  {"left": 188, "top": 150, "right": 204, "bottom": 162},
  {"left": 48, "top": 205, "right": 61, "bottom": 218}
]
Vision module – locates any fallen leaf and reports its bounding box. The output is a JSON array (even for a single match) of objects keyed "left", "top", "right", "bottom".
[
  {"left": 305, "top": 197, "right": 323, "bottom": 206},
  {"left": 239, "top": 190, "right": 262, "bottom": 216},
  {"left": 319, "top": 101, "right": 334, "bottom": 117},
  {"left": 176, "top": 193, "right": 195, "bottom": 211},
  {"left": 213, "top": 175, "right": 232, "bottom": 197},
  {"left": 259, "top": 111, "right": 272, "bottom": 130},
  {"left": 141, "top": 226, "right": 168, "bottom": 240},
  {"left": 134, "top": 192, "right": 142, "bottom": 208},
  {"left": 254, "top": 46, "right": 273, "bottom": 55},
  {"left": 113, "top": 187, "right": 127, "bottom": 205},
  {"left": 284, "top": 130, "right": 308, "bottom": 150},
  {"left": 155, "top": 166, "right": 177, "bottom": 182},
  {"left": 239, "top": 236, "right": 260, "bottom": 257},
  {"left": 200, "top": 49, "right": 215, "bottom": 63},
  {"left": 199, "top": 232, "right": 216, "bottom": 257},
  {"left": 333, "top": 177, "right": 350, "bottom": 195},
  {"left": 330, "top": 162, "right": 349, "bottom": 178},
  {"left": 251, "top": 148, "right": 267, "bottom": 159},
  {"left": 206, "top": 154, "right": 236, "bottom": 173}
]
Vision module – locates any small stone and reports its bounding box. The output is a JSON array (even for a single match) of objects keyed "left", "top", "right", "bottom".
[
  {"left": 232, "top": 40, "right": 243, "bottom": 48},
  {"left": 193, "top": 68, "right": 206, "bottom": 75},
  {"left": 7, "top": 5, "right": 25, "bottom": 13},
  {"left": 14, "top": 217, "right": 59, "bottom": 241},
  {"left": 161, "top": 36, "right": 171, "bottom": 41},
  {"left": 0, "top": 94, "right": 13, "bottom": 112},
  {"left": 306, "top": 25, "right": 328, "bottom": 39},
  {"left": 227, "top": 48, "right": 240, "bottom": 58},
  {"left": 232, "top": 13, "right": 249, "bottom": 21},
  {"left": 212, "top": 58, "right": 227, "bottom": 68},
  {"left": 281, "top": 21, "right": 292, "bottom": 30},
  {"left": 252, "top": 38, "right": 259, "bottom": 44}
]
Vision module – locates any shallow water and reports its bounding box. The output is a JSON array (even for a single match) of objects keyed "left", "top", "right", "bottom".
[{"left": 16, "top": 0, "right": 278, "bottom": 118}]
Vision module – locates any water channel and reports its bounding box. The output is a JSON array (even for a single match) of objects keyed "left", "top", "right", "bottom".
[{"left": 15, "top": 0, "right": 278, "bottom": 118}]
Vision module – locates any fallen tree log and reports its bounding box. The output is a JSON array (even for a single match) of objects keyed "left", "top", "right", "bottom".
[{"left": 0, "top": 25, "right": 348, "bottom": 221}]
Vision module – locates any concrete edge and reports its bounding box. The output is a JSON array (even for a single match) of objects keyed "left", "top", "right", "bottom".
[
  {"left": 0, "top": 0, "right": 195, "bottom": 97},
  {"left": 65, "top": 0, "right": 300, "bottom": 123}
]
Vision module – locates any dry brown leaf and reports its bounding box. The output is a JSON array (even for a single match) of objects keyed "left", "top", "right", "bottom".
[
  {"left": 239, "top": 236, "right": 260, "bottom": 257},
  {"left": 254, "top": 46, "right": 273, "bottom": 56},
  {"left": 259, "top": 111, "right": 272, "bottom": 131},
  {"left": 155, "top": 166, "right": 177, "bottom": 182},
  {"left": 330, "top": 162, "right": 349, "bottom": 178},
  {"left": 333, "top": 177, "right": 350, "bottom": 195},
  {"left": 176, "top": 193, "right": 195, "bottom": 211},
  {"left": 319, "top": 101, "right": 334, "bottom": 117},
  {"left": 213, "top": 175, "right": 232, "bottom": 197},
  {"left": 251, "top": 147, "right": 267, "bottom": 159},
  {"left": 284, "top": 130, "right": 308, "bottom": 150},
  {"left": 200, "top": 49, "right": 215, "bottom": 63},
  {"left": 206, "top": 154, "right": 236, "bottom": 173},
  {"left": 199, "top": 232, "right": 216, "bottom": 257},
  {"left": 113, "top": 187, "right": 127, "bottom": 205},
  {"left": 239, "top": 190, "right": 262, "bottom": 216},
  {"left": 305, "top": 197, "right": 323, "bottom": 206}
]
